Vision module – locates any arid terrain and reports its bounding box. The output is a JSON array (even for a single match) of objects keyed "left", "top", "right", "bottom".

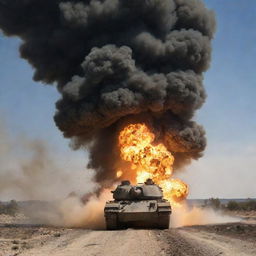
[{"left": 0, "top": 213, "right": 256, "bottom": 256}]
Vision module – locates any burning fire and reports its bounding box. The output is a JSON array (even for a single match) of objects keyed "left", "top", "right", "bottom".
[
  {"left": 118, "top": 123, "right": 188, "bottom": 205},
  {"left": 116, "top": 169, "right": 123, "bottom": 178}
]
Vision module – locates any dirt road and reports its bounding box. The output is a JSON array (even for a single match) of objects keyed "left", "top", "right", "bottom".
[{"left": 1, "top": 222, "right": 256, "bottom": 256}]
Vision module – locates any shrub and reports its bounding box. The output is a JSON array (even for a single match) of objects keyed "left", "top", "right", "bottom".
[
  {"left": 241, "top": 200, "right": 256, "bottom": 211},
  {"left": 208, "top": 198, "right": 221, "bottom": 209},
  {"left": 227, "top": 201, "right": 239, "bottom": 210},
  {"left": 0, "top": 200, "right": 19, "bottom": 216},
  {"left": 227, "top": 200, "right": 256, "bottom": 211}
]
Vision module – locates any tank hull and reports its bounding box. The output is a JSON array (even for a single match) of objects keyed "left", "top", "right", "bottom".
[
  {"left": 105, "top": 212, "right": 170, "bottom": 229},
  {"left": 104, "top": 199, "right": 171, "bottom": 230}
]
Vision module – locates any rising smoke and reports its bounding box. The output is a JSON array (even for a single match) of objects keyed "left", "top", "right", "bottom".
[{"left": 0, "top": 0, "right": 216, "bottom": 188}]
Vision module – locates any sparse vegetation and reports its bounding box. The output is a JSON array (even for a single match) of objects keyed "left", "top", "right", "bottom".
[
  {"left": 0, "top": 200, "right": 19, "bottom": 216},
  {"left": 227, "top": 200, "right": 256, "bottom": 211},
  {"left": 227, "top": 201, "right": 239, "bottom": 210},
  {"left": 203, "top": 198, "right": 221, "bottom": 209},
  {"left": 209, "top": 198, "right": 221, "bottom": 209},
  {"left": 203, "top": 198, "right": 256, "bottom": 211}
]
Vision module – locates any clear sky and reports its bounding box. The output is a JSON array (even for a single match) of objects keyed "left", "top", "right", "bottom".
[{"left": 0, "top": 0, "right": 255, "bottom": 199}]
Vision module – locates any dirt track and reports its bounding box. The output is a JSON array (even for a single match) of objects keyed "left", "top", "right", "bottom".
[{"left": 0, "top": 221, "right": 256, "bottom": 256}]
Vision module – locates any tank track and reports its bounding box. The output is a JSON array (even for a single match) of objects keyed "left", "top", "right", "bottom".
[
  {"left": 105, "top": 213, "right": 118, "bottom": 230},
  {"left": 157, "top": 212, "right": 170, "bottom": 229}
]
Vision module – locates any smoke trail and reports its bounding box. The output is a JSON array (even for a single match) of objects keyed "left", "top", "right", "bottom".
[{"left": 0, "top": 0, "right": 216, "bottom": 188}]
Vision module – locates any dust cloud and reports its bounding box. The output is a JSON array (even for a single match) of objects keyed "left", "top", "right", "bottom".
[
  {"left": 0, "top": 120, "right": 96, "bottom": 201},
  {"left": 57, "top": 190, "right": 112, "bottom": 228},
  {"left": 0, "top": 119, "right": 113, "bottom": 228},
  {"left": 171, "top": 204, "right": 240, "bottom": 228},
  {"left": 21, "top": 189, "right": 112, "bottom": 229}
]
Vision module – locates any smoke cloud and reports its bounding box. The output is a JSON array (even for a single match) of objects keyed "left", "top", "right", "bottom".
[{"left": 0, "top": 0, "right": 216, "bottom": 188}]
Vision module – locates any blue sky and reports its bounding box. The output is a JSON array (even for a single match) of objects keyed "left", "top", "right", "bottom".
[
  {"left": 0, "top": 1, "right": 255, "bottom": 198},
  {"left": 203, "top": 0, "right": 256, "bottom": 148}
]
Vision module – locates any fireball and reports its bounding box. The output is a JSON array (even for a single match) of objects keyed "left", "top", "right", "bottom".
[{"left": 118, "top": 123, "right": 188, "bottom": 205}]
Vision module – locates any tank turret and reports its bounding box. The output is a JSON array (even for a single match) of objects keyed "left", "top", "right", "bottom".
[{"left": 104, "top": 179, "right": 171, "bottom": 230}]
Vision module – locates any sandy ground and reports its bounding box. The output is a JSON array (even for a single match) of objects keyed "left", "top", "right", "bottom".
[{"left": 0, "top": 214, "right": 256, "bottom": 256}]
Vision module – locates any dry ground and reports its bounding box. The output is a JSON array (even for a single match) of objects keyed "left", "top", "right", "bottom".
[{"left": 0, "top": 214, "right": 256, "bottom": 256}]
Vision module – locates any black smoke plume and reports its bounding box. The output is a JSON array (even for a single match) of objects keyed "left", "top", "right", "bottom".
[{"left": 0, "top": 0, "right": 216, "bottom": 186}]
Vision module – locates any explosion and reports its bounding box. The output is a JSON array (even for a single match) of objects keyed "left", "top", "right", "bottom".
[
  {"left": 0, "top": 0, "right": 215, "bottom": 201},
  {"left": 119, "top": 123, "right": 188, "bottom": 205}
]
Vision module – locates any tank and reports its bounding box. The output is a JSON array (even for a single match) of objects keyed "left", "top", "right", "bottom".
[{"left": 104, "top": 179, "right": 171, "bottom": 230}]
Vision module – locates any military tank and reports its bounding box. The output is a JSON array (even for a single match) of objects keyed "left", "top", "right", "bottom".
[{"left": 104, "top": 179, "right": 171, "bottom": 230}]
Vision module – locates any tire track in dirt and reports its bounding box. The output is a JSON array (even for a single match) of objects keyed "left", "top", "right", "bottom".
[
  {"left": 160, "top": 228, "right": 256, "bottom": 256},
  {"left": 1, "top": 223, "right": 256, "bottom": 256},
  {"left": 21, "top": 229, "right": 162, "bottom": 256}
]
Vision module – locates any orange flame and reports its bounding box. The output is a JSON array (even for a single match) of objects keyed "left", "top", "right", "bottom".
[
  {"left": 116, "top": 170, "right": 123, "bottom": 178},
  {"left": 118, "top": 123, "right": 188, "bottom": 205}
]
